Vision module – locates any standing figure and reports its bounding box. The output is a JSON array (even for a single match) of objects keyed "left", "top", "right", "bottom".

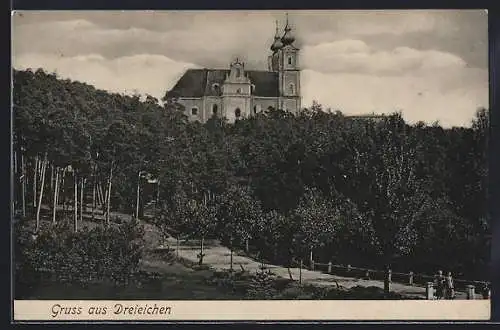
[
  {"left": 434, "top": 270, "right": 445, "bottom": 299},
  {"left": 445, "top": 272, "right": 455, "bottom": 299}
]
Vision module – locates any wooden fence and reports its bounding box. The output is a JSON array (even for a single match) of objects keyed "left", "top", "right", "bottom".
[{"left": 291, "top": 258, "right": 490, "bottom": 300}]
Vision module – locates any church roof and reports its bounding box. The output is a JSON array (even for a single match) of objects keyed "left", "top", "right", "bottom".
[{"left": 168, "top": 68, "right": 280, "bottom": 98}]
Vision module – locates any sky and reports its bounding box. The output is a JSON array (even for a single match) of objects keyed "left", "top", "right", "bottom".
[{"left": 12, "top": 10, "right": 489, "bottom": 127}]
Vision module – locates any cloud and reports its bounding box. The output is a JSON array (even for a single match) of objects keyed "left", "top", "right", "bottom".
[
  {"left": 11, "top": 12, "right": 489, "bottom": 127},
  {"left": 301, "top": 68, "right": 488, "bottom": 127},
  {"left": 13, "top": 52, "right": 199, "bottom": 99},
  {"left": 12, "top": 17, "right": 279, "bottom": 70},
  {"left": 301, "top": 40, "right": 467, "bottom": 75}
]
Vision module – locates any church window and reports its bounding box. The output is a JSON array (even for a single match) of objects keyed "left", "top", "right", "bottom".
[
  {"left": 288, "top": 56, "right": 292, "bottom": 65},
  {"left": 289, "top": 83, "right": 295, "bottom": 95},
  {"left": 191, "top": 107, "right": 198, "bottom": 116},
  {"left": 235, "top": 108, "right": 241, "bottom": 118},
  {"left": 212, "top": 104, "right": 218, "bottom": 115},
  {"left": 236, "top": 68, "right": 241, "bottom": 77}
]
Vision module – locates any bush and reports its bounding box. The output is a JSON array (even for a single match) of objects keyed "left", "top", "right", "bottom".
[
  {"left": 15, "top": 218, "right": 145, "bottom": 287},
  {"left": 246, "top": 269, "right": 278, "bottom": 299}
]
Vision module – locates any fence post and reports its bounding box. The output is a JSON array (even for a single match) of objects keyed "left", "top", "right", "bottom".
[
  {"left": 384, "top": 268, "right": 392, "bottom": 294},
  {"left": 365, "top": 270, "right": 370, "bottom": 279},
  {"left": 466, "top": 285, "right": 476, "bottom": 300},
  {"left": 176, "top": 236, "right": 180, "bottom": 259},
  {"left": 408, "top": 271, "right": 414, "bottom": 286},
  {"left": 299, "top": 260, "right": 303, "bottom": 285},
  {"left": 426, "top": 282, "right": 434, "bottom": 300},
  {"left": 328, "top": 261, "right": 332, "bottom": 274},
  {"left": 311, "top": 259, "right": 315, "bottom": 271},
  {"left": 347, "top": 264, "right": 351, "bottom": 273}
]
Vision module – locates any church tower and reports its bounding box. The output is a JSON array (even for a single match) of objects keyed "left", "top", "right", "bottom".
[
  {"left": 267, "top": 14, "right": 301, "bottom": 113},
  {"left": 278, "top": 14, "right": 301, "bottom": 113}
]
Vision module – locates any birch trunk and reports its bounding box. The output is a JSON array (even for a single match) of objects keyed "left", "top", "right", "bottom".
[
  {"left": 74, "top": 172, "right": 78, "bottom": 233},
  {"left": 61, "top": 168, "right": 66, "bottom": 213},
  {"left": 21, "top": 153, "right": 26, "bottom": 217},
  {"left": 50, "top": 164, "right": 54, "bottom": 193},
  {"left": 199, "top": 237, "right": 204, "bottom": 265},
  {"left": 230, "top": 235, "right": 234, "bottom": 271},
  {"left": 135, "top": 171, "right": 141, "bottom": 221},
  {"left": 35, "top": 155, "right": 48, "bottom": 232},
  {"left": 91, "top": 169, "right": 96, "bottom": 221},
  {"left": 79, "top": 177, "right": 84, "bottom": 223},
  {"left": 102, "top": 182, "right": 108, "bottom": 216},
  {"left": 96, "top": 182, "right": 102, "bottom": 208},
  {"left": 154, "top": 180, "right": 160, "bottom": 218},
  {"left": 33, "top": 156, "right": 39, "bottom": 209},
  {"left": 52, "top": 168, "right": 59, "bottom": 224},
  {"left": 106, "top": 164, "right": 113, "bottom": 225}
]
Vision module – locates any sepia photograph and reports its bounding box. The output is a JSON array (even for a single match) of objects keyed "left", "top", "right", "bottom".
[{"left": 11, "top": 9, "right": 491, "bottom": 320}]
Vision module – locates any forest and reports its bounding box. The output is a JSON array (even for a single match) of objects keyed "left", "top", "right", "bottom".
[{"left": 13, "top": 68, "right": 490, "bottom": 288}]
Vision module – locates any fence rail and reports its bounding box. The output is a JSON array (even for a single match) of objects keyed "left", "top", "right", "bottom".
[{"left": 291, "top": 258, "right": 490, "bottom": 300}]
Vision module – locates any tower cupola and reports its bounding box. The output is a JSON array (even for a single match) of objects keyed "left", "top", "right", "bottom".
[
  {"left": 270, "top": 20, "right": 284, "bottom": 52},
  {"left": 281, "top": 13, "right": 295, "bottom": 46}
]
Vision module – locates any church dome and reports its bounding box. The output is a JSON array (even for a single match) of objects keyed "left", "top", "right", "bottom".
[
  {"left": 270, "top": 21, "right": 283, "bottom": 52},
  {"left": 270, "top": 36, "right": 284, "bottom": 51},
  {"left": 281, "top": 14, "right": 295, "bottom": 46},
  {"left": 281, "top": 24, "right": 295, "bottom": 46}
]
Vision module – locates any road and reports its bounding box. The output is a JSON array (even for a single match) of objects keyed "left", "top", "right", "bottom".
[{"left": 142, "top": 222, "right": 469, "bottom": 299}]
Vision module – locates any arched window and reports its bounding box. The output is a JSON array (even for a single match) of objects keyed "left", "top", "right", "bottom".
[
  {"left": 212, "top": 83, "right": 220, "bottom": 94},
  {"left": 191, "top": 107, "right": 198, "bottom": 116},
  {"left": 235, "top": 108, "right": 241, "bottom": 118},
  {"left": 288, "top": 56, "right": 292, "bottom": 65},
  {"left": 251, "top": 84, "right": 255, "bottom": 94},
  {"left": 236, "top": 68, "right": 241, "bottom": 78},
  {"left": 212, "top": 104, "right": 218, "bottom": 115},
  {"left": 289, "top": 83, "right": 295, "bottom": 95}
]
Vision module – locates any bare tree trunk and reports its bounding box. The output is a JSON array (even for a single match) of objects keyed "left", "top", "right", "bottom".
[
  {"left": 91, "top": 168, "right": 96, "bottom": 221},
  {"left": 35, "top": 154, "right": 48, "bottom": 232},
  {"left": 14, "top": 150, "right": 17, "bottom": 175},
  {"left": 230, "top": 235, "right": 234, "bottom": 272},
  {"left": 79, "top": 177, "right": 84, "bottom": 223},
  {"left": 52, "top": 168, "right": 59, "bottom": 224},
  {"left": 310, "top": 246, "right": 314, "bottom": 268},
  {"left": 135, "top": 171, "right": 141, "bottom": 221},
  {"left": 61, "top": 168, "right": 66, "bottom": 214},
  {"left": 74, "top": 172, "right": 78, "bottom": 233},
  {"left": 106, "top": 164, "right": 113, "bottom": 225},
  {"left": 198, "top": 236, "right": 205, "bottom": 265},
  {"left": 50, "top": 164, "right": 54, "bottom": 192},
  {"left": 21, "top": 153, "right": 26, "bottom": 217},
  {"left": 56, "top": 169, "right": 63, "bottom": 212},
  {"left": 33, "top": 156, "right": 39, "bottom": 210},
  {"left": 96, "top": 181, "right": 102, "bottom": 209},
  {"left": 245, "top": 238, "right": 249, "bottom": 254},
  {"left": 154, "top": 180, "right": 160, "bottom": 218},
  {"left": 102, "top": 182, "right": 107, "bottom": 216}
]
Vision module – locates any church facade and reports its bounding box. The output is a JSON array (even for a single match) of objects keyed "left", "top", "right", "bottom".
[{"left": 166, "top": 16, "right": 302, "bottom": 123}]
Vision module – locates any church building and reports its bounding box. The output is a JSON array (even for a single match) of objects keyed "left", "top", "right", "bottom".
[{"left": 166, "top": 15, "right": 302, "bottom": 123}]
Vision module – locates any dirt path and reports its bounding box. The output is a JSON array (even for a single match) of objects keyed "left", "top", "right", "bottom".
[
  {"left": 30, "top": 205, "right": 475, "bottom": 299},
  {"left": 141, "top": 222, "right": 468, "bottom": 299}
]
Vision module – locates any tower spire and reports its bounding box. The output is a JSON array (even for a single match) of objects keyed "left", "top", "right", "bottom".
[
  {"left": 281, "top": 12, "right": 295, "bottom": 46},
  {"left": 270, "top": 19, "right": 284, "bottom": 52}
]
